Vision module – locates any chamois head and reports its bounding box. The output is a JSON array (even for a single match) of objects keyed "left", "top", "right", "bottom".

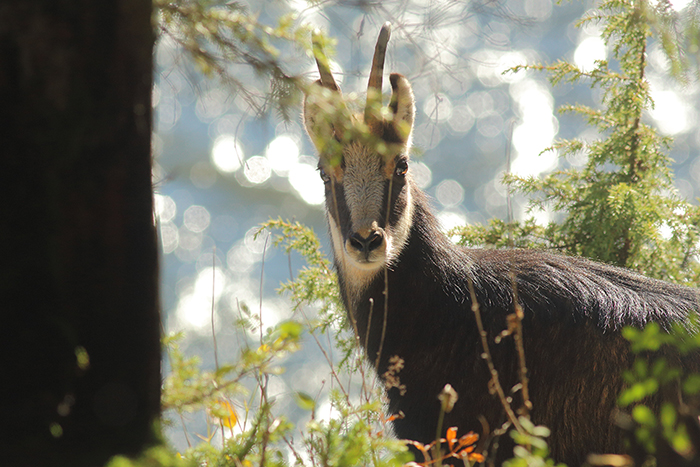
[{"left": 303, "top": 23, "right": 417, "bottom": 297}]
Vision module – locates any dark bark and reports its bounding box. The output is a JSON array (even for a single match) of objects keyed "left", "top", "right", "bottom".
[{"left": 0, "top": 1, "right": 160, "bottom": 465}]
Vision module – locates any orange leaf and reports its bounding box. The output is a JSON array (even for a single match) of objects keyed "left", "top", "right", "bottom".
[
  {"left": 446, "top": 427, "right": 458, "bottom": 450},
  {"left": 458, "top": 432, "right": 479, "bottom": 447},
  {"left": 405, "top": 440, "right": 429, "bottom": 455},
  {"left": 385, "top": 411, "right": 404, "bottom": 424}
]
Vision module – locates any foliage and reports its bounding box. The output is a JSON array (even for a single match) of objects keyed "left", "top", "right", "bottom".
[
  {"left": 258, "top": 219, "right": 343, "bottom": 330},
  {"left": 644, "top": 0, "right": 700, "bottom": 80},
  {"left": 106, "top": 444, "right": 193, "bottom": 467},
  {"left": 503, "top": 417, "right": 564, "bottom": 467},
  {"left": 300, "top": 401, "right": 413, "bottom": 467},
  {"left": 450, "top": 218, "right": 547, "bottom": 250},
  {"left": 617, "top": 320, "right": 700, "bottom": 460},
  {"left": 154, "top": 0, "right": 313, "bottom": 118},
  {"left": 461, "top": 0, "right": 700, "bottom": 284},
  {"left": 258, "top": 218, "right": 361, "bottom": 362},
  {"left": 162, "top": 320, "right": 303, "bottom": 466}
]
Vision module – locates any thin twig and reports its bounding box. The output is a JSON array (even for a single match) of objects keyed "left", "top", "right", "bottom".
[
  {"left": 259, "top": 232, "right": 270, "bottom": 343},
  {"left": 466, "top": 276, "right": 523, "bottom": 433},
  {"left": 375, "top": 176, "right": 395, "bottom": 370},
  {"left": 211, "top": 246, "right": 220, "bottom": 370},
  {"left": 258, "top": 375, "right": 270, "bottom": 467},
  {"left": 365, "top": 298, "right": 374, "bottom": 353},
  {"left": 505, "top": 119, "right": 515, "bottom": 248},
  {"left": 297, "top": 305, "right": 352, "bottom": 404},
  {"left": 178, "top": 410, "right": 192, "bottom": 448},
  {"left": 433, "top": 407, "right": 446, "bottom": 467},
  {"left": 283, "top": 435, "right": 306, "bottom": 466},
  {"left": 162, "top": 368, "right": 257, "bottom": 411},
  {"left": 210, "top": 247, "right": 225, "bottom": 446},
  {"left": 508, "top": 273, "right": 531, "bottom": 415},
  {"left": 347, "top": 307, "right": 372, "bottom": 409}
]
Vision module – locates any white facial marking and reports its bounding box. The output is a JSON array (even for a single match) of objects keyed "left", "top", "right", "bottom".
[{"left": 328, "top": 214, "right": 378, "bottom": 305}]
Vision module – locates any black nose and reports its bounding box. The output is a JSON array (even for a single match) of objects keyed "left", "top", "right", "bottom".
[{"left": 348, "top": 231, "right": 384, "bottom": 253}]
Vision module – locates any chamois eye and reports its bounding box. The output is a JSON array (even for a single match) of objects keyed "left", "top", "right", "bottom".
[
  {"left": 395, "top": 159, "right": 408, "bottom": 177},
  {"left": 319, "top": 167, "right": 331, "bottom": 184}
]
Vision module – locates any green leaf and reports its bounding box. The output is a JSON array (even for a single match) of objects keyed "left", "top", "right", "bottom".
[
  {"left": 294, "top": 391, "right": 316, "bottom": 411},
  {"left": 277, "top": 320, "right": 303, "bottom": 340},
  {"left": 619, "top": 379, "right": 659, "bottom": 407},
  {"left": 632, "top": 405, "right": 657, "bottom": 427},
  {"left": 683, "top": 373, "right": 700, "bottom": 395},
  {"left": 660, "top": 402, "right": 677, "bottom": 429}
]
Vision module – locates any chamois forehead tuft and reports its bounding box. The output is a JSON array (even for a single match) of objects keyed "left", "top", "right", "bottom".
[
  {"left": 344, "top": 141, "right": 379, "bottom": 164},
  {"left": 336, "top": 139, "right": 408, "bottom": 181},
  {"left": 342, "top": 142, "right": 384, "bottom": 179}
]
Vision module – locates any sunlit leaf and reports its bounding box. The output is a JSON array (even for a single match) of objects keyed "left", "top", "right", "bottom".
[
  {"left": 276, "top": 320, "right": 304, "bottom": 341},
  {"left": 670, "top": 424, "right": 692, "bottom": 456},
  {"left": 683, "top": 373, "right": 700, "bottom": 395},
  {"left": 632, "top": 405, "right": 656, "bottom": 427},
  {"left": 294, "top": 391, "right": 316, "bottom": 411},
  {"left": 75, "top": 346, "right": 90, "bottom": 371},
  {"left": 219, "top": 399, "right": 237, "bottom": 429},
  {"left": 446, "top": 426, "right": 457, "bottom": 449},
  {"left": 458, "top": 432, "right": 479, "bottom": 448},
  {"left": 208, "top": 399, "right": 238, "bottom": 430},
  {"left": 660, "top": 402, "right": 677, "bottom": 430},
  {"left": 619, "top": 379, "right": 659, "bottom": 406}
]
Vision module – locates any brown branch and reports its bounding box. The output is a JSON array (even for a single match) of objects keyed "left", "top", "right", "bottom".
[
  {"left": 466, "top": 277, "right": 523, "bottom": 433},
  {"left": 509, "top": 273, "right": 532, "bottom": 416}
]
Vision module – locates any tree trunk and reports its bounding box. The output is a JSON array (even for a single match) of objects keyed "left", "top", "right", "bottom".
[{"left": 0, "top": 1, "right": 160, "bottom": 465}]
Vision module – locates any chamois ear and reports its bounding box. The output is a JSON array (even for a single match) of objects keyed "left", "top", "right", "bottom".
[
  {"left": 388, "top": 73, "right": 415, "bottom": 149},
  {"left": 302, "top": 80, "right": 344, "bottom": 158},
  {"left": 303, "top": 80, "right": 330, "bottom": 150},
  {"left": 304, "top": 29, "right": 347, "bottom": 159}
]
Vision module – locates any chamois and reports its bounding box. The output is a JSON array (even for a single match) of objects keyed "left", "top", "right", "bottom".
[{"left": 302, "top": 23, "right": 700, "bottom": 465}]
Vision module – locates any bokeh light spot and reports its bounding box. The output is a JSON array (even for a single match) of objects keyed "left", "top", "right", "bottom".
[
  {"left": 183, "top": 205, "right": 211, "bottom": 233},
  {"left": 159, "top": 222, "right": 179, "bottom": 254},
  {"left": 154, "top": 194, "right": 177, "bottom": 223},
  {"left": 243, "top": 156, "right": 272, "bottom": 184},
  {"left": 650, "top": 89, "right": 693, "bottom": 135},
  {"left": 289, "top": 160, "right": 325, "bottom": 206},
  {"left": 437, "top": 209, "right": 468, "bottom": 232},
  {"left": 211, "top": 135, "right": 244, "bottom": 173},
  {"left": 436, "top": 179, "right": 465, "bottom": 207},
  {"left": 266, "top": 135, "right": 300, "bottom": 176},
  {"left": 411, "top": 161, "right": 433, "bottom": 189},
  {"left": 574, "top": 37, "right": 606, "bottom": 72}
]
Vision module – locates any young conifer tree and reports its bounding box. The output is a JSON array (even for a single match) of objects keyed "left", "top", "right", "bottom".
[{"left": 460, "top": 0, "right": 700, "bottom": 286}]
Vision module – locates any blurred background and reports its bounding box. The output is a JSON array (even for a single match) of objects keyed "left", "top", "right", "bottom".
[{"left": 153, "top": 0, "right": 699, "bottom": 451}]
